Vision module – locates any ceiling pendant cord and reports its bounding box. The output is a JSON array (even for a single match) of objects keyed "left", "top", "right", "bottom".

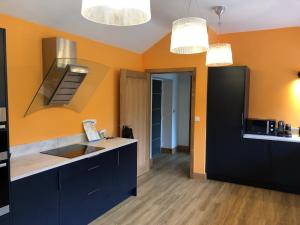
[
  {"left": 183, "top": 0, "right": 192, "bottom": 18},
  {"left": 187, "top": 0, "right": 192, "bottom": 16},
  {"left": 214, "top": 6, "right": 225, "bottom": 34}
]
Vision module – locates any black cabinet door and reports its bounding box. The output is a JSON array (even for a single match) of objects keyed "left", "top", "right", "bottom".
[
  {"left": 11, "top": 169, "right": 60, "bottom": 225},
  {"left": 0, "top": 29, "right": 7, "bottom": 107},
  {"left": 117, "top": 143, "right": 137, "bottom": 194},
  {"left": 84, "top": 150, "right": 118, "bottom": 223},
  {"left": 240, "top": 139, "right": 271, "bottom": 183},
  {"left": 271, "top": 141, "right": 300, "bottom": 189},
  {"left": 206, "top": 66, "right": 249, "bottom": 177},
  {"left": 60, "top": 151, "right": 119, "bottom": 225},
  {"left": 0, "top": 214, "right": 9, "bottom": 225},
  {"left": 60, "top": 159, "right": 89, "bottom": 225}
]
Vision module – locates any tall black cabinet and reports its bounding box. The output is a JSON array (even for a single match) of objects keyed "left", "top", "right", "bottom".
[
  {"left": 206, "top": 66, "right": 250, "bottom": 179},
  {"left": 0, "top": 28, "right": 10, "bottom": 225}
]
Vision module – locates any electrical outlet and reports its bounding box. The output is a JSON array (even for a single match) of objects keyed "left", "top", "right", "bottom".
[{"left": 195, "top": 116, "right": 200, "bottom": 122}]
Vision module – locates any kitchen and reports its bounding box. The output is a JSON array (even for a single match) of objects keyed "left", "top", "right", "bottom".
[{"left": 1, "top": 0, "right": 300, "bottom": 225}]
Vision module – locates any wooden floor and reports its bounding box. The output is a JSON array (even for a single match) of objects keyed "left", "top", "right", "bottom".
[{"left": 90, "top": 153, "right": 300, "bottom": 225}]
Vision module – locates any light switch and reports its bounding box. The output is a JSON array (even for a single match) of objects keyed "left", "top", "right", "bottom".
[{"left": 195, "top": 116, "right": 200, "bottom": 122}]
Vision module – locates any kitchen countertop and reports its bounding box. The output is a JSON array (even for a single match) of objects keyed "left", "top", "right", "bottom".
[
  {"left": 243, "top": 133, "right": 300, "bottom": 143},
  {"left": 10, "top": 138, "right": 137, "bottom": 182}
]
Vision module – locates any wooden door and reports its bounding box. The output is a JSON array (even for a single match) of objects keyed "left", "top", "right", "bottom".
[{"left": 120, "top": 70, "right": 150, "bottom": 176}]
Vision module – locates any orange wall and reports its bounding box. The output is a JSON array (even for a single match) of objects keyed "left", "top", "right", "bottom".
[
  {"left": 143, "top": 29, "right": 219, "bottom": 174},
  {"left": 220, "top": 27, "right": 300, "bottom": 126},
  {"left": 0, "top": 14, "right": 143, "bottom": 146}
]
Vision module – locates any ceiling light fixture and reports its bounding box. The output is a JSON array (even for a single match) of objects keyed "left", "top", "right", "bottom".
[
  {"left": 206, "top": 6, "right": 233, "bottom": 67},
  {"left": 170, "top": 0, "right": 209, "bottom": 54},
  {"left": 81, "top": 0, "right": 151, "bottom": 26}
]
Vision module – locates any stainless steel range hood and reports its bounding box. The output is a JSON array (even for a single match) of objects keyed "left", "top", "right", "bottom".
[
  {"left": 42, "top": 38, "right": 89, "bottom": 106},
  {"left": 24, "top": 38, "right": 110, "bottom": 117}
]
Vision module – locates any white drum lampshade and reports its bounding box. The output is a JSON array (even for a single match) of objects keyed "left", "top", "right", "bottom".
[
  {"left": 81, "top": 0, "right": 151, "bottom": 26},
  {"left": 206, "top": 43, "right": 233, "bottom": 67},
  {"left": 170, "top": 17, "right": 209, "bottom": 54}
]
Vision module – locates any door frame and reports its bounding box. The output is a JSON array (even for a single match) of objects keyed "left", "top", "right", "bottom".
[{"left": 146, "top": 67, "right": 196, "bottom": 178}]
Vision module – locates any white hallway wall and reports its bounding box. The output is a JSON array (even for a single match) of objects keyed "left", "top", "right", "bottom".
[{"left": 177, "top": 75, "right": 191, "bottom": 147}]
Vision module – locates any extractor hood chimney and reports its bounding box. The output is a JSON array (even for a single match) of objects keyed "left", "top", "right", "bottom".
[{"left": 42, "top": 37, "right": 88, "bottom": 105}]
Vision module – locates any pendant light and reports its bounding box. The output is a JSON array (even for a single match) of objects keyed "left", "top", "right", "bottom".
[
  {"left": 170, "top": 0, "right": 209, "bottom": 54},
  {"left": 206, "top": 6, "right": 233, "bottom": 67},
  {"left": 81, "top": 0, "right": 151, "bottom": 26}
]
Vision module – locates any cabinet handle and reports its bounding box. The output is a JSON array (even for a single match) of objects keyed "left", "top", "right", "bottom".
[
  {"left": 88, "top": 188, "right": 101, "bottom": 196},
  {"left": 58, "top": 172, "right": 61, "bottom": 191},
  {"left": 241, "top": 113, "right": 244, "bottom": 128},
  {"left": 241, "top": 113, "right": 245, "bottom": 140},
  {"left": 87, "top": 165, "right": 101, "bottom": 172},
  {"left": 117, "top": 151, "right": 120, "bottom": 166},
  {"left": 0, "top": 163, "right": 7, "bottom": 168}
]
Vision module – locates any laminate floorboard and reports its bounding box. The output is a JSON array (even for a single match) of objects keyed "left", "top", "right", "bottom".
[{"left": 90, "top": 153, "right": 300, "bottom": 225}]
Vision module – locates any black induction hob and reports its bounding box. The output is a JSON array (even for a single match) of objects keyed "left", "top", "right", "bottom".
[{"left": 41, "top": 144, "right": 105, "bottom": 159}]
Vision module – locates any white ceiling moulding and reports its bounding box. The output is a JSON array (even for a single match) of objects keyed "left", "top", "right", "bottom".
[
  {"left": 170, "top": 0, "right": 209, "bottom": 54},
  {"left": 81, "top": 0, "right": 152, "bottom": 26},
  {"left": 206, "top": 6, "right": 233, "bottom": 67}
]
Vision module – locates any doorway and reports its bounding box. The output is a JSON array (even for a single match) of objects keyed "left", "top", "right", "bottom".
[{"left": 148, "top": 69, "right": 196, "bottom": 177}]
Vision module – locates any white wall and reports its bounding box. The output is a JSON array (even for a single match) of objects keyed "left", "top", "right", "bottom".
[{"left": 176, "top": 75, "right": 191, "bottom": 146}]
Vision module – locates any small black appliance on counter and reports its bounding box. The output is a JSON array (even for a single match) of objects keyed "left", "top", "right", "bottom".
[
  {"left": 284, "top": 123, "right": 292, "bottom": 138},
  {"left": 246, "top": 119, "right": 276, "bottom": 135},
  {"left": 277, "top": 121, "right": 285, "bottom": 137}
]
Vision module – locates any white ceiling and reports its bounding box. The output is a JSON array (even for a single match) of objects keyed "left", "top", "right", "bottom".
[{"left": 0, "top": 0, "right": 299, "bottom": 53}]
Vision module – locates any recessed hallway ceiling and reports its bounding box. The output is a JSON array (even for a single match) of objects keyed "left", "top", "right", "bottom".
[{"left": 0, "top": 0, "right": 299, "bottom": 53}]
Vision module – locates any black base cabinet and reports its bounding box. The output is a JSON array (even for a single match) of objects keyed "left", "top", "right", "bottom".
[
  {"left": 0, "top": 215, "right": 9, "bottom": 225},
  {"left": 239, "top": 139, "right": 271, "bottom": 184},
  {"left": 207, "top": 139, "right": 272, "bottom": 189},
  {"left": 11, "top": 143, "right": 137, "bottom": 225},
  {"left": 207, "top": 137, "right": 300, "bottom": 195},
  {"left": 11, "top": 169, "right": 60, "bottom": 225},
  {"left": 271, "top": 141, "right": 300, "bottom": 194}
]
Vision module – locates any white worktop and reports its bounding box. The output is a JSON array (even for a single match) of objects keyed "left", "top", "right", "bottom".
[
  {"left": 243, "top": 134, "right": 300, "bottom": 143},
  {"left": 10, "top": 138, "right": 137, "bottom": 182}
]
